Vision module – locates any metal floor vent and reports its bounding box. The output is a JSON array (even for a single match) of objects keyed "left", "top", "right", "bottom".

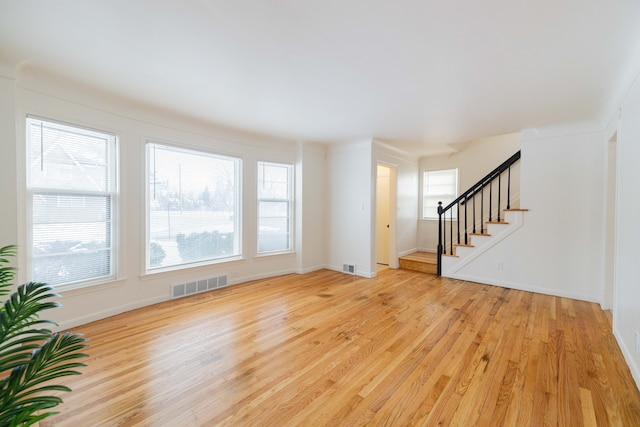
[
  {"left": 171, "top": 274, "right": 228, "bottom": 299},
  {"left": 342, "top": 263, "right": 356, "bottom": 275}
]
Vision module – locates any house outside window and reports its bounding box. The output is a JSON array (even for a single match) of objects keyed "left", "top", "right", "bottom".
[
  {"left": 257, "top": 161, "right": 293, "bottom": 254},
  {"left": 26, "top": 117, "right": 118, "bottom": 288},
  {"left": 146, "top": 142, "right": 241, "bottom": 271},
  {"left": 423, "top": 168, "right": 458, "bottom": 219}
]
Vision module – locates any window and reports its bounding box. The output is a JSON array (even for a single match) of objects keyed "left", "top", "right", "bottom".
[
  {"left": 146, "top": 143, "right": 241, "bottom": 270},
  {"left": 257, "top": 162, "right": 293, "bottom": 254},
  {"left": 26, "top": 117, "right": 118, "bottom": 288},
  {"left": 423, "top": 168, "right": 458, "bottom": 219}
]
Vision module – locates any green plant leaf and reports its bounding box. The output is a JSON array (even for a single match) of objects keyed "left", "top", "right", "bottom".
[
  {"left": 0, "top": 245, "right": 17, "bottom": 298},
  {"left": 0, "top": 331, "right": 88, "bottom": 421},
  {"left": 0, "top": 282, "right": 61, "bottom": 344},
  {"left": 0, "top": 246, "right": 88, "bottom": 425},
  {"left": 0, "top": 403, "right": 59, "bottom": 427}
]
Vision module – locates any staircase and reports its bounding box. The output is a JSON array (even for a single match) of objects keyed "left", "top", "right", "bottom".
[
  {"left": 399, "top": 209, "right": 528, "bottom": 276},
  {"left": 399, "top": 151, "right": 523, "bottom": 277},
  {"left": 440, "top": 208, "right": 528, "bottom": 276},
  {"left": 437, "top": 151, "right": 522, "bottom": 275}
]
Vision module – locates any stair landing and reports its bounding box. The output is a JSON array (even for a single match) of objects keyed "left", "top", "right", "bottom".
[{"left": 399, "top": 252, "right": 438, "bottom": 275}]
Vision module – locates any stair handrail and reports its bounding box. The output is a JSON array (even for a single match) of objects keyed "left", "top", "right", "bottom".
[{"left": 437, "top": 150, "right": 521, "bottom": 275}]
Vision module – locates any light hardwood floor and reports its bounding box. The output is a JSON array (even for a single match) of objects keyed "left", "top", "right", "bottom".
[{"left": 43, "top": 269, "right": 640, "bottom": 426}]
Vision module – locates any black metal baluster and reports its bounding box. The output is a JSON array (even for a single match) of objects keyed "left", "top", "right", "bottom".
[
  {"left": 507, "top": 165, "right": 512, "bottom": 210},
  {"left": 497, "top": 173, "right": 502, "bottom": 222},
  {"left": 437, "top": 202, "right": 443, "bottom": 275},
  {"left": 457, "top": 202, "right": 461, "bottom": 246},
  {"left": 450, "top": 208, "right": 454, "bottom": 255},
  {"left": 481, "top": 185, "right": 484, "bottom": 234},
  {"left": 472, "top": 188, "right": 476, "bottom": 234},
  {"left": 439, "top": 216, "right": 447, "bottom": 254},
  {"left": 464, "top": 196, "right": 468, "bottom": 245},
  {"left": 489, "top": 180, "right": 493, "bottom": 222},
  {"left": 443, "top": 214, "right": 446, "bottom": 255}
]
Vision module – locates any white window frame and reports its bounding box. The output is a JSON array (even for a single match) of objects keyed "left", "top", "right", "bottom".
[
  {"left": 257, "top": 161, "right": 294, "bottom": 255},
  {"left": 26, "top": 116, "right": 119, "bottom": 290},
  {"left": 423, "top": 168, "right": 459, "bottom": 219},
  {"left": 145, "top": 142, "right": 242, "bottom": 272}
]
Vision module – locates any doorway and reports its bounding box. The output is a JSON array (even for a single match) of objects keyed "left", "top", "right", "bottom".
[{"left": 376, "top": 163, "right": 397, "bottom": 271}]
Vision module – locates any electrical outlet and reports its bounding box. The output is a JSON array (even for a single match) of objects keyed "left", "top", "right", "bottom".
[
  {"left": 497, "top": 261, "right": 504, "bottom": 270},
  {"left": 636, "top": 331, "right": 640, "bottom": 353}
]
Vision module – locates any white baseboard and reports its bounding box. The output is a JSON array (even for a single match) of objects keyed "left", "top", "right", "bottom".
[
  {"left": 417, "top": 247, "right": 437, "bottom": 253},
  {"left": 447, "top": 273, "right": 600, "bottom": 304},
  {"left": 295, "top": 265, "right": 326, "bottom": 274},
  {"left": 229, "top": 268, "right": 298, "bottom": 285},
  {"left": 613, "top": 326, "right": 640, "bottom": 392},
  {"left": 399, "top": 248, "right": 419, "bottom": 257},
  {"left": 55, "top": 294, "right": 169, "bottom": 332},
  {"left": 56, "top": 268, "right": 300, "bottom": 331},
  {"left": 325, "top": 264, "right": 375, "bottom": 279}
]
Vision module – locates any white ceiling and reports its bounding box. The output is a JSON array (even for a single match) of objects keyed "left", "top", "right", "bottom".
[{"left": 2, "top": 1, "right": 640, "bottom": 155}]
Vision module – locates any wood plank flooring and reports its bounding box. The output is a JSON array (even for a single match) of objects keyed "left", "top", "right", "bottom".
[{"left": 42, "top": 269, "right": 640, "bottom": 426}]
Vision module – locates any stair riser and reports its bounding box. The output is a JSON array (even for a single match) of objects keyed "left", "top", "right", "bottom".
[{"left": 399, "top": 259, "right": 437, "bottom": 275}]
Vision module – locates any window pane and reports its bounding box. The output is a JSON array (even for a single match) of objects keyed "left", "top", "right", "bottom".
[
  {"left": 258, "top": 215, "right": 290, "bottom": 253},
  {"left": 257, "top": 162, "right": 292, "bottom": 254},
  {"left": 259, "top": 201, "right": 290, "bottom": 251},
  {"left": 259, "top": 201, "right": 288, "bottom": 218},
  {"left": 27, "top": 117, "right": 116, "bottom": 287},
  {"left": 147, "top": 143, "right": 240, "bottom": 269},
  {"left": 423, "top": 169, "right": 458, "bottom": 219},
  {"left": 258, "top": 163, "right": 290, "bottom": 199},
  {"left": 33, "top": 194, "right": 111, "bottom": 245},
  {"left": 32, "top": 195, "right": 112, "bottom": 285},
  {"left": 28, "top": 120, "right": 113, "bottom": 191}
]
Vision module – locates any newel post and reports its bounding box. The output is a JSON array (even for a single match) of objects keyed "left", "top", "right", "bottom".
[{"left": 437, "top": 201, "right": 443, "bottom": 276}]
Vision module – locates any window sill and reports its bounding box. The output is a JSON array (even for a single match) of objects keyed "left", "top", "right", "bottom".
[
  {"left": 56, "top": 277, "right": 127, "bottom": 296},
  {"left": 139, "top": 256, "right": 246, "bottom": 280},
  {"left": 253, "top": 251, "right": 296, "bottom": 260}
]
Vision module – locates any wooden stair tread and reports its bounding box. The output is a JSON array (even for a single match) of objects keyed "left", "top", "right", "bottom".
[
  {"left": 470, "top": 233, "right": 491, "bottom": 237},
  {"left": 399, "top": 252, "right": 437, "bottom": 264},
  {"left": 486, "top": 220, "right": 509, "bottom": 225},
  {"left": 454, "top": 243, "right": 474, "bottom": 248},
  {"left": 504, "top": 208, "right": 529, "bottom": 212}
]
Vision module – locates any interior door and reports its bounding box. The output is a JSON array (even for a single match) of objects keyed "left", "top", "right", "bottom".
[{"left": 376, "top": 165, "right": 390, "bottom": 265}]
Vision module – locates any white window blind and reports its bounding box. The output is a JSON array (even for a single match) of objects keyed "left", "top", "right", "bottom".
[
  {"left": 257, "top": 162, "right": 293, "bottom": 254},
  {"left": 423, "top": 169, "right": 458, "bottom": 219},
  {"left": 27, "top": 117, "right": 117, "bottom": 287},
  {"left": 146, "top": 143, "right": 241, "bottom": 270}
]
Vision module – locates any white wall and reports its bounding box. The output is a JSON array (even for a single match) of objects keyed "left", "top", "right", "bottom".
[
  {"left": 2, "top": 67, "right": 327, "bottom": 330},
  {"left": 418, "top": 133, "right": 521, "bottom": 251},
  {"left": 324, "top": 140, "right": 417, "bottom": 277},
  {"left": 615, "top": 72, "right": 640, "bottom": 388},
  {"left": 0, "top": 77, "right": 18, "bottom": 260},
  {"left": 449, "top": 126, "right": 606, "bottom": 304},
  {"left": 326, "top": 140, "right": 374, "bottom": 277},
  {"left": 296, "top": 142, "right": 327, "bottom": 273}
]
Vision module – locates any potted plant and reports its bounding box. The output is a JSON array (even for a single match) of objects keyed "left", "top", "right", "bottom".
[{"left": 0, "top": 245, "right": 88, "bottom": 426}]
